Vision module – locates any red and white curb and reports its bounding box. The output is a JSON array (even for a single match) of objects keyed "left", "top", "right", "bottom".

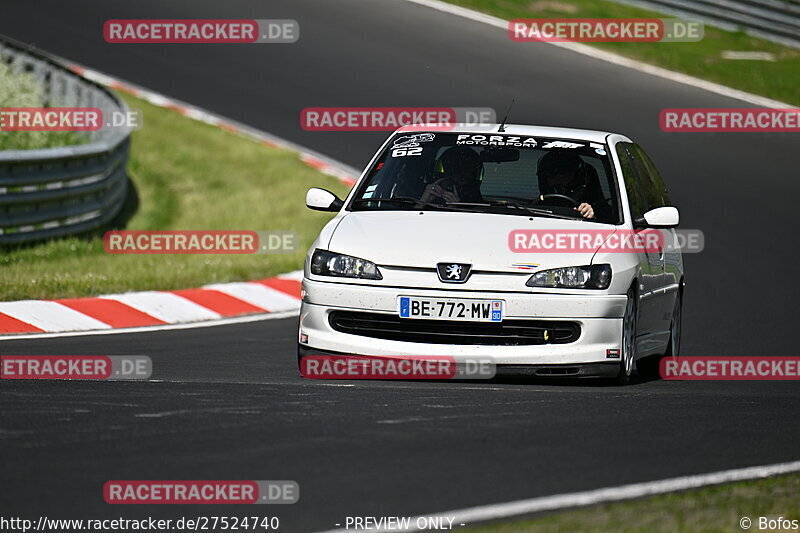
[
  {"left": 66, "top": 62, "right": 359, "bottom": 187},
  {"left": 0, "top": 53, "right": 360, "bottom": 337},
  {"left": 0, "top": 271, "right": 303, "bottom": 335}
]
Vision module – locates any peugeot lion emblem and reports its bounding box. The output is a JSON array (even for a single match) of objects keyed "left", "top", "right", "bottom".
[{"left": 437, "top": 262, "right": 471, "bottom": 283}]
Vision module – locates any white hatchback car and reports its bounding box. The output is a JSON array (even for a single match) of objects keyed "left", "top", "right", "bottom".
[{"left": 298, "top": 125, "right": 683, "bottom": 383}]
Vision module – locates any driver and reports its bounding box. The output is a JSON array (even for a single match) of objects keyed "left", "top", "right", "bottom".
[
  {"left": 536, "top": 150, "right": 607, "bottom": 220},
  {"left": 420, "top": 146, "right": 484, "bottom": 204}
]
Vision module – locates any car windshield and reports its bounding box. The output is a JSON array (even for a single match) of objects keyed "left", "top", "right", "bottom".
[{"left": 349, "top": 132, "right": 621, "bottom": 224}]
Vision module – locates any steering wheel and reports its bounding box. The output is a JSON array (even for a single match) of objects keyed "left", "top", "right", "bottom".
[{"left": 530, "top": 193, "right": 580, "bottom": 208}]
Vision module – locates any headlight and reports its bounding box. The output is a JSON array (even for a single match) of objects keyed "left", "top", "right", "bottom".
[
  {"left": 526, "top": 264, "right": 611, "bottom": 289},
  {"left": 310, "top": 249, "right": 382, "bottom": 280}
]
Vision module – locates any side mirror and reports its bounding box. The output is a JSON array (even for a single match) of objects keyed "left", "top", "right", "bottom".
[
  {"left": 638, "top": 206, "right": 679, "bottom": 228},
  {"left": 306, "top": 188, "right": 344, "bottom": 212}
]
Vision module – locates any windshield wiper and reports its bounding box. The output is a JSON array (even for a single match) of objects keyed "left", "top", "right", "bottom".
[
  {"left": 353, "top": 197, "right": 583, "bottom": 219},
  {"left": 488, "top": 199, "right": 578, "bottom": 220},
  {"left": 352, "top": 196, "right": 461, "bottom": 211}
]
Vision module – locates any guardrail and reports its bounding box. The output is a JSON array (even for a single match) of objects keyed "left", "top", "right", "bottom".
[
  {"left": 610, "top": 0, "right": 800, "bottom": 48},
  {"left": 0, "top": 35, "right": 132, "bottom": 245}
]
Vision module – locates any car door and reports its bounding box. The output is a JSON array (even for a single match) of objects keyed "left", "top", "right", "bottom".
[
  {"left": 631, "top": 144, "right": 681, "bottom": 335},
  {"left": 615, "top": 142, "right": 665, "bottom": 339}
]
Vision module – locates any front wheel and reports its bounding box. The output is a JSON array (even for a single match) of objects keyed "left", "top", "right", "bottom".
[
  {"left": 665, "top": 285, "right": 683, "bottom": 357},
  {"left": 616, "top": 285, "right": 638, "bottom": 385}
]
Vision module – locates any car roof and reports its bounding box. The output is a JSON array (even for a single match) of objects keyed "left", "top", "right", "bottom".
[{"left": 396, "top": 124, "right": 620, "bottom": 143}]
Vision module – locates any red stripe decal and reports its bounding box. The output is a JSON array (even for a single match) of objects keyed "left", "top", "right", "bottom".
[
  {"left": 171, "top": 289, "right": 266, "bottom": 316},
  {"left": 256, "top": 278, "right": 302, "bottom": 298},
  {"left": 56, "top": 298, "right": 165, "bottom": 328},
  {"left": 0, "top": 314, "right": 44, "bottom": 334}
]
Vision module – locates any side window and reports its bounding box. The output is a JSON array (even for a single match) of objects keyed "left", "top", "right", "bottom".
[
  {"left": 632, "top": 144, "right": 671, "bottom": 208},
  {"left": 615, "top": 142, "right": 648, "bottom": 219}
]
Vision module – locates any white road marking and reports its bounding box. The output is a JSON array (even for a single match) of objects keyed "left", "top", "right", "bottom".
[
  {"left": 204, "top": 282, "right": 301, "bottom": 312},
  {"left": 279, "top": 270, "right": 305, "bottom": 281},
  {"left": 0, "top": 310, "right": 300, "bottom": 341},
  {"left": 134, "top": 410, "right": 192, "bottom": 418},
  {"left": 317, "top": 459, "right": 800, "bottom": 532},
  {"left": 0, "top": 301, "right": 111, "bottom": 332},
  {"left": 403, "top": 0, "right": 791, "bottom": 108},
  {"left": 102, "top": 291, "right": 221, "bottom": 322}
]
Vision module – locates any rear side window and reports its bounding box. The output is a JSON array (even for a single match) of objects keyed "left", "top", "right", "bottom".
[
  {"left": 631, "top": 144, "right": 671, "bottom": 209},
  {"left": 615, "top": 142, "right": 648, "bottom": 219}
]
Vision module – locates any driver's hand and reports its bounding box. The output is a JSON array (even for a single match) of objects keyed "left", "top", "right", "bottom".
[
  {"left": 421, "top": 178, "right": 457, "bottom": 203},
  {"left": 440, "top": 189, "right": 458, "bottom": 203},
  {"left": 575, "top": 202, "right": 595, "bottom": 219}
]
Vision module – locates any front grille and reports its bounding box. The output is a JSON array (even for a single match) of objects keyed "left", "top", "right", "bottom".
[{"left": 329, "top": 311, "right": 580, "bottom": 346}]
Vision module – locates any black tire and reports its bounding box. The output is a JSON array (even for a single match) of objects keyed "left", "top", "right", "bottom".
[
  {"left": 616, "top": 285, "right": 638, "bottom": 385},
  {"left": 665, "top": 284, "right": 683, "bottom": 357},
  {"left": 297, "top": 344, "right": 305, "bottom": 373}
]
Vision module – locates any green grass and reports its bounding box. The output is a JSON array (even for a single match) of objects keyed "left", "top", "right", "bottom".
[
  {"left": 0, "top": 93, "right": 351, "bottom": 300},
  {"left": 444, "top": 0, "right": 800, "bottom": 105},
  {"left": 467, "top": 472, "right": 800, "bottom": 532}
]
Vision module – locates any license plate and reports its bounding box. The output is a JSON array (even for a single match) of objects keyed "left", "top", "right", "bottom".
[{"left": 398, "top": 296, "right": 503, "bottom": 322}]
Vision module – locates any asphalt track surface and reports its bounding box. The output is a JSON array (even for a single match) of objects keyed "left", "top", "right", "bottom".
[{"left": 1, "top": 1, "right": 799, "bottom": 531}]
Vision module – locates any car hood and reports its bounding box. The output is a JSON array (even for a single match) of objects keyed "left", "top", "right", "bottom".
[{"left": 327, "top": 210, "right": 615, "bottom": 272}]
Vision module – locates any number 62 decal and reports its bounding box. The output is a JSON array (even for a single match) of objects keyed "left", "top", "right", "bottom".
[{"left": 392, "top": 147, "right": 423, "bottom": 157}]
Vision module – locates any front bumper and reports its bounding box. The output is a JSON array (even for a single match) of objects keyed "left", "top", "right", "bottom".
[
  {"left": 298, "top": 346, "right": 621, "bottom": 379},
  {"left": 299, "top": 278, "right": 627, "bottom": 366}
]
